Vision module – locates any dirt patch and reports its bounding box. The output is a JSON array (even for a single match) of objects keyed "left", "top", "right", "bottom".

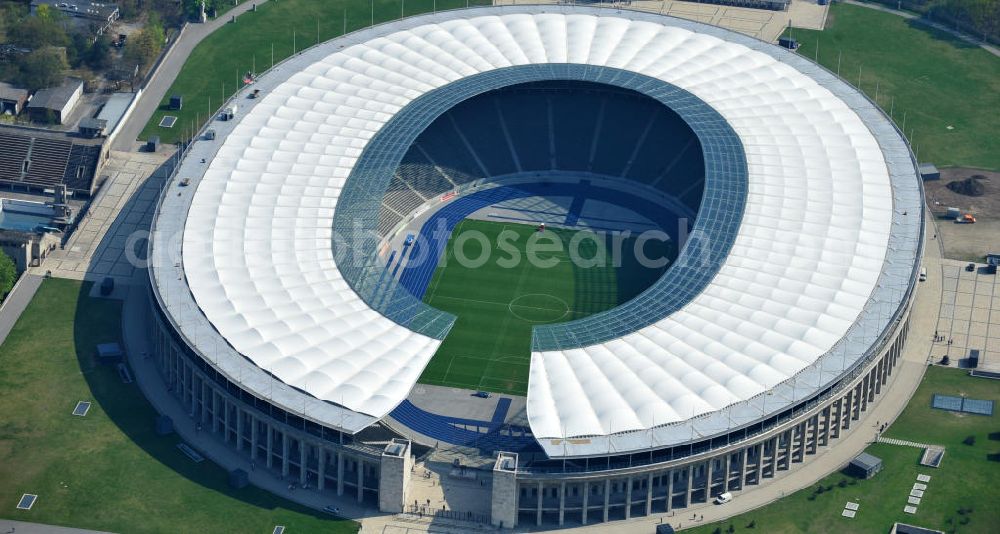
[
  {"left": 926, "top": 168, "right": 1000, "bottom": 219},
  {"left": 925, "top": 168, "right": 1000, "bottom": 261}
]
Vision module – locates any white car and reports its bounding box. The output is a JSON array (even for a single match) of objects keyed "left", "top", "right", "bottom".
[{"left": 715, "top": 492, "right": 733, "bottom": 504}]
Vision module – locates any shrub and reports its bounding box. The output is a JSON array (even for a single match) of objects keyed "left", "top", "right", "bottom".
[
  {"left": 838, "top": 479, "right": 848, "bottom": 488},
  {"left": 747, "top": 520, "right": 756, "bottom": 528},
  {"left": 963, "top": 435, "right": 976, "bottom": 446}
]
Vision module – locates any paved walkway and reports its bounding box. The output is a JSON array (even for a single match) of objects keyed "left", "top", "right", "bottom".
[
  {"left": 0, "top": 274, "right": 42, "bottom": 346},
  {"left": 36, "top": 151, "right": 169, "bottom": 281},
  {"left": 843, "top": 0, "right": 1000, "bottom": 57},
  {"left": 0, "top": 520, "right": 113, "bottom": 534},
  {"left": 111, "top": 0, "right": 272, "bottom": 151}
]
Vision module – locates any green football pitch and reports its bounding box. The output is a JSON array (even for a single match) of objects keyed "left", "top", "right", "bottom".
[{"left": 417, "top": 219, "right": 673, "bottom": 395}]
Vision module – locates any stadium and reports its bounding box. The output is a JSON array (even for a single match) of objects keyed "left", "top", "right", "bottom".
[{"left": 147, "top": 4, "right": 924, "bottom": 528}]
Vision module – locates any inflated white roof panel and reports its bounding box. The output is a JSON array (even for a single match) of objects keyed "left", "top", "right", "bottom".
[{"left": 153, "top": 7, "right": 917, "bottom": 441}]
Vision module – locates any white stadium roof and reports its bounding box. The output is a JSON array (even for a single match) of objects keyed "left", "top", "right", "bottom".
[{"left": 150, "top": 6, "right": 922, "bottom": 453}]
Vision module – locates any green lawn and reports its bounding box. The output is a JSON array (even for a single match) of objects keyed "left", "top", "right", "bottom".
[
  {"left": 0, "top": 279, "right": 359, "bottom": 534},
  {"left": 785, "top": 3, "right": 1000, "bottom": 170},
  {"left": 141, "top": 0, "right": 490, "bottom": 145},
  {"left": 418, "top": 219, "right": 671, "bottom": 395},
  {"left": 686, "top": 366, "right": 1000, "bottom": 534}
]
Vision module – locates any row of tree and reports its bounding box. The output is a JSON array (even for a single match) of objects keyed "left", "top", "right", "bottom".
[{"left": 867, "top": 0, "right": 999, "bottom": 43}]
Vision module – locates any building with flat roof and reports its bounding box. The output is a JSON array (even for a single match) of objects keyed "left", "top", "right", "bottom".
[
  {"left": 30, "top": 1, "right": 119, "bottom": 35},
  {"left": 0, "top": 82, "right": 29, "bottom": 115},
  {"left": 26, "top": 77, "right": 83, "bottom": 125}
]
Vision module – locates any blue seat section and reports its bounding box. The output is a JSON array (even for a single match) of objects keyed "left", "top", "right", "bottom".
[
  {"left": 591, "top": 95, "right": 652, "bottom": 177},
  {"left": 377, "top": 80, "right": 706, "bottom": 239},
  {"left": 563, "top": 179, "right": 590, "bottom": 226},
  {"left": 447, "top": 101, "right": 519, "bottom": 176},
  {"left": 496, "top": 92, "right": 551, "bottom": 170},
  {"left": 390, "top": 400, "right": 540, "bottom": 452},
  {"left": 491, "top": 398, "right": 512, "bottom": 424},
  {"left": 396, "top": 182, "right": 686, "bottom": 301}
]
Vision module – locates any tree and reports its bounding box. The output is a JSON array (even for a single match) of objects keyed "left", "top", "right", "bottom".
[
  {"left": 17, "top": 47, "right": 68, "bottom": 91},
  {"left": 124, "top": 21, "right": 164, "bottom": 72},
  {"left": 8, "top": 8, "right": 69, "bottom": 49},
  {"left": 0, "top": 251, "right": 16, "bottom": 299},
  {"left": 85, "top": 34, "right": 112, "bottom": 70}
]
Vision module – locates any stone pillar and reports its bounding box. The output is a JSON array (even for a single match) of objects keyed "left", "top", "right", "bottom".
[
  {"left": 281, "top": 433, "right": 290, "bottom": 478},
  {"left": 491, "top": 452, "right": 518, "bottom": 529},
  {"left": 357, "top": 459, "right": 364, "bottom": 503},
  {"left": 378, "top": 439, "right": 411, "bottom": 513},
  {"left": 318, "top": 447, "right": 326, "bottom": 491},
  {"left": 723, "top": 453, "right": 731, "bottom": 491},
  {"left": 706, "top": 459, "right": 715, "bottom": 499},
  {"left": 211, "top": 391, "right": 219, "bottom": 433},
  {"left": 249, "top": 416, "right": 257, "bottom": 461},
  {"left": 602, "top": 479, "right": 610, "bottom": 523},
  {"left": 200, "top": 380, "right": 208, "bottom": 424},
  {"left": 558, "top": 482, "right": 566, "bottom": 526},
  {"left": 236, "top": 408, "right": 243, "bottom": 452},
  {"left": 685, "top": 466, "right": 694, "bottom": 507},
  {"left": 645, "top": 472, "right": 653, "bottom": 515},
  {"left": 266, "top": 425, "right": 273, "bottom": 469},
  {"left": 223, "top": 399, "right": 230, "bottom": 442},
  {"left": 536, "top": 481, "right": 543, "bottom": 526},
  {"left": 337, "top": 452, "right": 345, "bottom": 496},
  {"left": 582, "top": 481, "right": 589, "bottom": 525},
  {"left": 625, "top": 477, "right": 632, "bottom": 519},
  {"left": 665, "top": 470, "right": 673, "bottom": 512},
  {"left": 767, "top": 438, "right": 777, "bottom": 477},
  {"left": 299, "top": 439, "right": 307, "bottom": 486}
]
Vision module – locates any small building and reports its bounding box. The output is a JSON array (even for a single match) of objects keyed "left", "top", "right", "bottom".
[
  {"left": 0, "top": 82, "right": 29, "bottom": 115},
  {"left": 918, "top": 163, "right": 940, "bottom": 181},
  {"left": 778, "top": 36, "right": 798, "bottom": 50},
  {"left": 848, "top": 452, "right": 882, "bottom": 479},
  {"left": 26, "top": 78, "right": 84, "bottom": 124},
  {"left": 78, "top": 117, "right": 107, "bottom": 138},
  {"left": 30, "top": 1, "right": 120, "bottom": 36},
  {"left": 94, "top": 92, "right": 134, "bottom": 135},
  {"left": 986, "top": 253, "right": 999, "bottom": 274}
]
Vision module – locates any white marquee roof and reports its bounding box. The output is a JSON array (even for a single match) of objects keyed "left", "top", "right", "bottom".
[{"left": 151, "top": 6, "right": 920, "bottom": 446}]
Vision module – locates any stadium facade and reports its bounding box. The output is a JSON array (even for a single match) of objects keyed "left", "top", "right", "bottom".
[{"left": 147, "top": 5, "right": 924, "bottom": 528}]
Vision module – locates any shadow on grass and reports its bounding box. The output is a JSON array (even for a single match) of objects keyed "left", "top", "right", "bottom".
[
  {"left": 905, "top": 17, "right": 981, "bottom": 50},
  {"left": 69, "top": 157, "right": 352, "bottom": 529}
]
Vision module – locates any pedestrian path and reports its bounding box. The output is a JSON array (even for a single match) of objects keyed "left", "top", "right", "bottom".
[{"left": 876, "top": 436, "right": 935, "bottom": 449}]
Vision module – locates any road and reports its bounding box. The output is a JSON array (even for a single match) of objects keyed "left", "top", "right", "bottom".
[
  {"left": 111, "top": 0, "right": 272, "bottom": 151},
  {"left": 0, "top": 274, "right": 43, "bottom": 346},
  {"left": 0, "top": 520, "right": 114, "bottom": 534}
]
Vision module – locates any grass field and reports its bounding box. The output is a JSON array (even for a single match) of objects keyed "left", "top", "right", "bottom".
[
  {"left": 417, "top": 219, "right": 672, "bottom": 395},
  {"left": 141, "top": 0, "right": 490, "bottom": 145},
  {"left": 785, "top": 3, "right": 1000, "bottom": 170},
  {"left": 0, "top": 279, "right": 358, "bottom": 534},
  {"left": 685, "top": 366, "right": 1000, "bottom": 534}
]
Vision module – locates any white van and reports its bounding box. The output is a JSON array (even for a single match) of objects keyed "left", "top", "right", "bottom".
[
  {"left": 715, "top": 492, "right": 733, "bottom": 504},
  {"left": 919, "top": 267, "right": 927, "bottom": 281}
]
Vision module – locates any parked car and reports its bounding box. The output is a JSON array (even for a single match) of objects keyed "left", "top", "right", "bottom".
[
  {"left": 323, "top": 505, "right": 341, "bottom": 516},
  {"left": 473, "top": 391, "right": 491, "bottom": 398},
  {"left": 966, "top": 263, "right": 976, "bottom": 272},
  {"left": 715, "top": 492, "right": 733, "bottom": 504},
  {"left": 919, "top": 267, "right": 927, "bottom": 281}
]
